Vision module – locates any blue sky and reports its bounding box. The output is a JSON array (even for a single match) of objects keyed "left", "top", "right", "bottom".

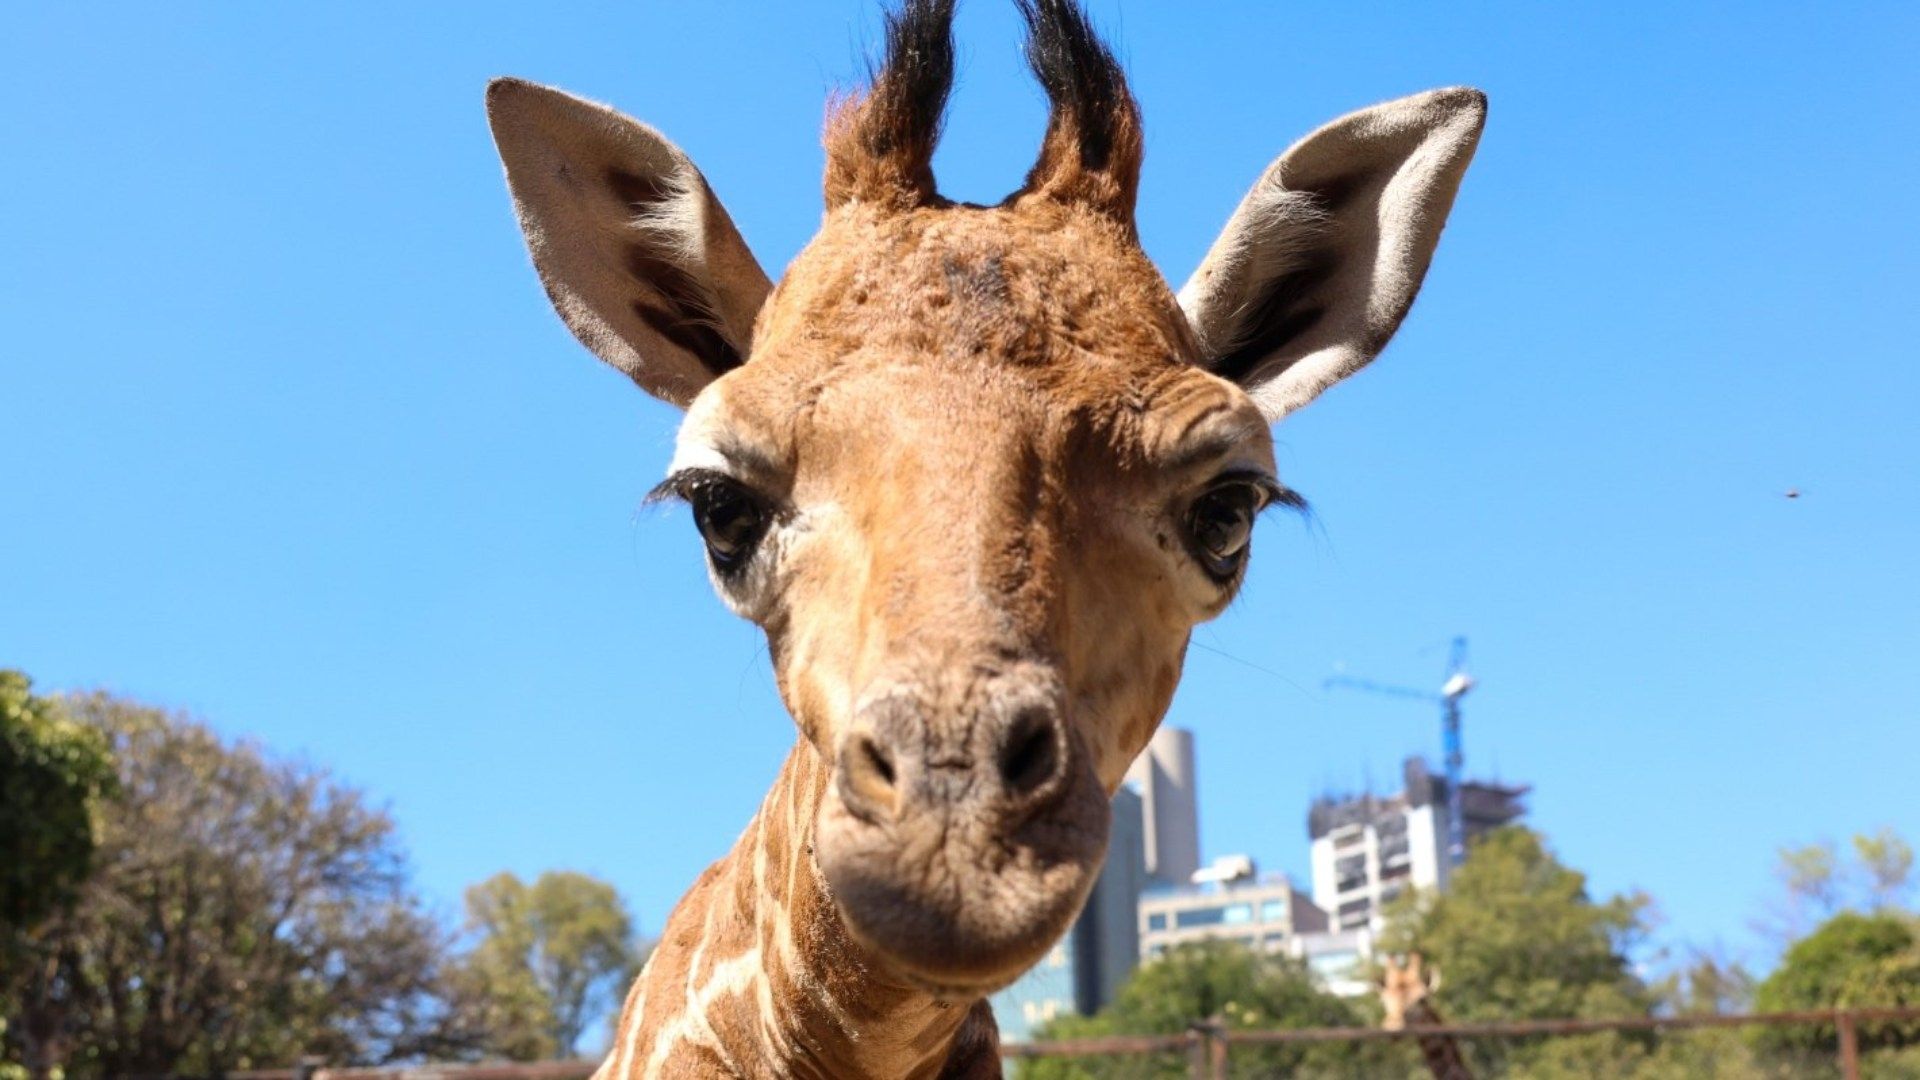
[{"left": 5, "top": 1, "right": 1916, "bottom": 977}]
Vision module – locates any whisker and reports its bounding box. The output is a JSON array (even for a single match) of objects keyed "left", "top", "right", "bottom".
[{"left": 1189, "top": 636, "right": 1313, "bottom": 697}]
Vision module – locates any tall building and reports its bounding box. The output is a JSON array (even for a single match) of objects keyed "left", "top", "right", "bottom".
[
  {"left": 989, "top": 786, "right": 1145, "bottom": 1042},
  {"left": 1125, "top": 725, "right": 1201, "bottom": 888},
  {"left": 1307, "top": 757, "right": 1528, "bottom": 932},
  {"left": 1074, "top": 784, "right": 1146, "bottom": 1016}
]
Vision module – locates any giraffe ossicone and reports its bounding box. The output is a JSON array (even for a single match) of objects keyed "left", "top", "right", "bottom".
[{"left": 488, "top": 1, "right": 1485, "bottom": 1075}]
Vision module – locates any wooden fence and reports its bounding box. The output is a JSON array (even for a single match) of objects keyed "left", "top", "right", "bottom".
[{"left": 170, "top": 1004, "right": 1920, "bottom": 1080}]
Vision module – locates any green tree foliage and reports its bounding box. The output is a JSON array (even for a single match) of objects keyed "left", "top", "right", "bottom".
[
  {"left": 1382, "top": 826, "right": 1654, "bottom": 1023},
  {"left": 1753, "top": 911, "right": 1920, "bottom": 1056},
  {"left": 1658, "top": 950, "right": 1757, "bottom": 1017},
  {"left": 1379, "top": 826, "right": 1656, "bottom": 1078},
  {"left": 0, "top": 671, "right": 115, "bottom": 931},
  {"left": 1856, "top": 829, "right": 1917, "bottom": 914},
  {"left": 454, "top": 870, "right": 644, "bottom": 1059},
  {"left": 1597, "top": 947, "right": 1776, "bottom": 1080},
  {"left": 1769, "top": 828, "right": 1915, "bottom": 939},
  {"left": 1, "top": 671, "right": 118, "bottom": 1080},
  {"left": 1022, "top": 939, "right": 1412, "bottom": 1079},
  {"left": 1, "top": 691, "right": 470, "bottom": 1077},
  {"left": 1772, "top": 840, "right": 1846, "bottom": 936}
]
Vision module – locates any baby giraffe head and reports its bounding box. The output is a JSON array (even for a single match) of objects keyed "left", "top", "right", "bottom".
[
  {"left": 488, "top": 0, "right": 1481, "bottom": 1000},
  {"left": 1380, "top": 953, "right": 1442, "bottom": 1031}
]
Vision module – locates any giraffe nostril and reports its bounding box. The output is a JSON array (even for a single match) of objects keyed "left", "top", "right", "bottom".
[
  {"left": 862, "top": 736, "right": 896, "bottom": 788},
  {"left": 839, "top": 732, "right": 903, "bottom": 822},
  {"left": 998, "top": 707, "right": 1062, "bottom": 801}
]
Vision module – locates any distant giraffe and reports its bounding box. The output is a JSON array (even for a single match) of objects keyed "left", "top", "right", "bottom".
[
  {"left": 486, "top": 0, "right": 1484, "bottom": 1074},
  {"left": 1381, "top": 953, "right": 1473, "bottom": 1080}
]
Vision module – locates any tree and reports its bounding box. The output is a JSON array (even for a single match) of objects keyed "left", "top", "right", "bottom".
[
  {"left": 1, "top": 671, "right": 118, "bottom": 1080},
  {"left": 1, "top": 691, "right": 469, "bottom": 1077},
  {"left": 1379, "top": 826, "right": 1655, "bottom": 1077},
  {"left": 456, "top": 870, "right": 643, "bottom": 1058},
  {"left": 0, "top": 671, "right": 115, "bottom": 932},
  {"left": 1770, "top": 840, "right": 1844, "bottom": 939},
  {"left": 1023, "top": 939, "right": 1403, "bottom": 1079},
  {"left": 1856, "top": 828, "right": 1917, "bottom": 914},
  {"left": 1753, "top": 911, "right": 1920, "bottom": 1057},
  {"left": 1658, "top": 950, "right": 1756, "bottom": 1017},
  {"left": 1766, "top": 829, "right": 1915, "bottom": 940},
  {"left": 1382, "top": 826, "right": 1653, "bottom": 1022}
]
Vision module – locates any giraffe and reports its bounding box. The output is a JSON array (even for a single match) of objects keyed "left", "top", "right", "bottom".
[
  {"left": 1381, "top": 953, "right": 1474, "bottom": 1080},
  {"left": 486, "top": 1, "right": 1484, "bottom": 1076}
]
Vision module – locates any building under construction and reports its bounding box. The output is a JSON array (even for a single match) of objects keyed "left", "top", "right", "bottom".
[{"left": 1306, "top": 757, "right": 1529, "bottom": 931}]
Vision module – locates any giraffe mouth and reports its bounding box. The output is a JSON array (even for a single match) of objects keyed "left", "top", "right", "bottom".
[{"left": 814, "top": 742, "right": 1111, "bottom": 995}]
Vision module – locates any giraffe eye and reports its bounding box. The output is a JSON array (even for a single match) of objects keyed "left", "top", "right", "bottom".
[
  {"left": 688, "top": 478, "right": 770, "bottom": 572},
  {"left": 1185, "top": 481, "right": 1265, "bottom": 581}
]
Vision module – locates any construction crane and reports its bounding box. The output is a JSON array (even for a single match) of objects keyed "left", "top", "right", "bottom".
[{"left": 1323, "top": 636, "right": 1476, "bottom": 868}]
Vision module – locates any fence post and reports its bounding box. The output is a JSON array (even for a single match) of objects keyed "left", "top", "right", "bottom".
[
  {"left": 1837, "top": 1010, "right": 1860, "bottom": 1080},
  {"left": 1186, "top": 1019, "right": 1228, "bottom": 1080},
  {"left": 1208, "top": 1024, "right": 1229, "bottom": 1080}
]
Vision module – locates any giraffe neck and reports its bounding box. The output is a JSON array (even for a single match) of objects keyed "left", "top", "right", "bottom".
[
  {"left": 598, "top": 741, "right": 993, "bottom": 1079},
  {"left": 1407, "top": 1000, "right": 1473, "bottom": 1080}
]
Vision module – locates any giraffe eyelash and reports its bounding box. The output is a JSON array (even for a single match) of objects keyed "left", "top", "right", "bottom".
[
  {"left": 1211, "top": 469, "right": 1308, "bottom": 517},
  {"left": 645, "top": 468, "right": 739, "bottom": 508}
]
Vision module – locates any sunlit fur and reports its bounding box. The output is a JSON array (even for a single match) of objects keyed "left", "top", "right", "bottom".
[
  {"left": 488, "top": 0, "right": 1483, "bottom": 1072},
  {"left": 1379, "top": 954, "right": 1474, "bottom": 1079}
]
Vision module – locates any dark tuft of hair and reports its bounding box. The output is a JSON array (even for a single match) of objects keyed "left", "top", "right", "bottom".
[
  {"left": 862, "top": 0, "right": 959, "bottom": 161},
  {"left": 826, "top": 0, "right": 1140, "bottom": 217},
  {"left": 1015, "top": 0, "right": 1134, "bottom": 171},
  {"left": 823, "top": 0, "right": 957, "bottom": 208}
]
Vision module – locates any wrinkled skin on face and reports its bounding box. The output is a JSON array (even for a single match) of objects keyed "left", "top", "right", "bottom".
[{"left": 672, "top": 198, "right": 1277, "bottom": 995}]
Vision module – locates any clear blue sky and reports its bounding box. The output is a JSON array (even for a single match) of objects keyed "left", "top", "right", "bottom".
[{"left": 5, "top": 1, "right": 1916, "bottom": 977}]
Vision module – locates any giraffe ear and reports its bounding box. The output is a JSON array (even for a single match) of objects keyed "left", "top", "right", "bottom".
[
  {"left": 1178, "top": 88, "right": 1485, "bottom": 422},
  {"left": 487, "top": 78, "right": 773, "bottom": 408}
]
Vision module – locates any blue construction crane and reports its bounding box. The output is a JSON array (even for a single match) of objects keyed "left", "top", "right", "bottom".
[{"left": 1323, "top": 636, "right": 1476, "bottom": 868}]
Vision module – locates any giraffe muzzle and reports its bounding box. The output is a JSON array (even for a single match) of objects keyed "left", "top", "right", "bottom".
[
  {"left": 814, "top": 678, "right": 1111, "bottom": 995},
  {"left": 835, "top": 690, "right": 1072, "bottom": 829}
]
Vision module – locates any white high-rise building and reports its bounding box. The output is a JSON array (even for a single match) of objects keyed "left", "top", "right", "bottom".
[
  {"left": 1124, "top": 725, "right": 1200, "bottom": 888},
  {"left": 1307, "top": 757, "right": 1528, "bottom": 932}
]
